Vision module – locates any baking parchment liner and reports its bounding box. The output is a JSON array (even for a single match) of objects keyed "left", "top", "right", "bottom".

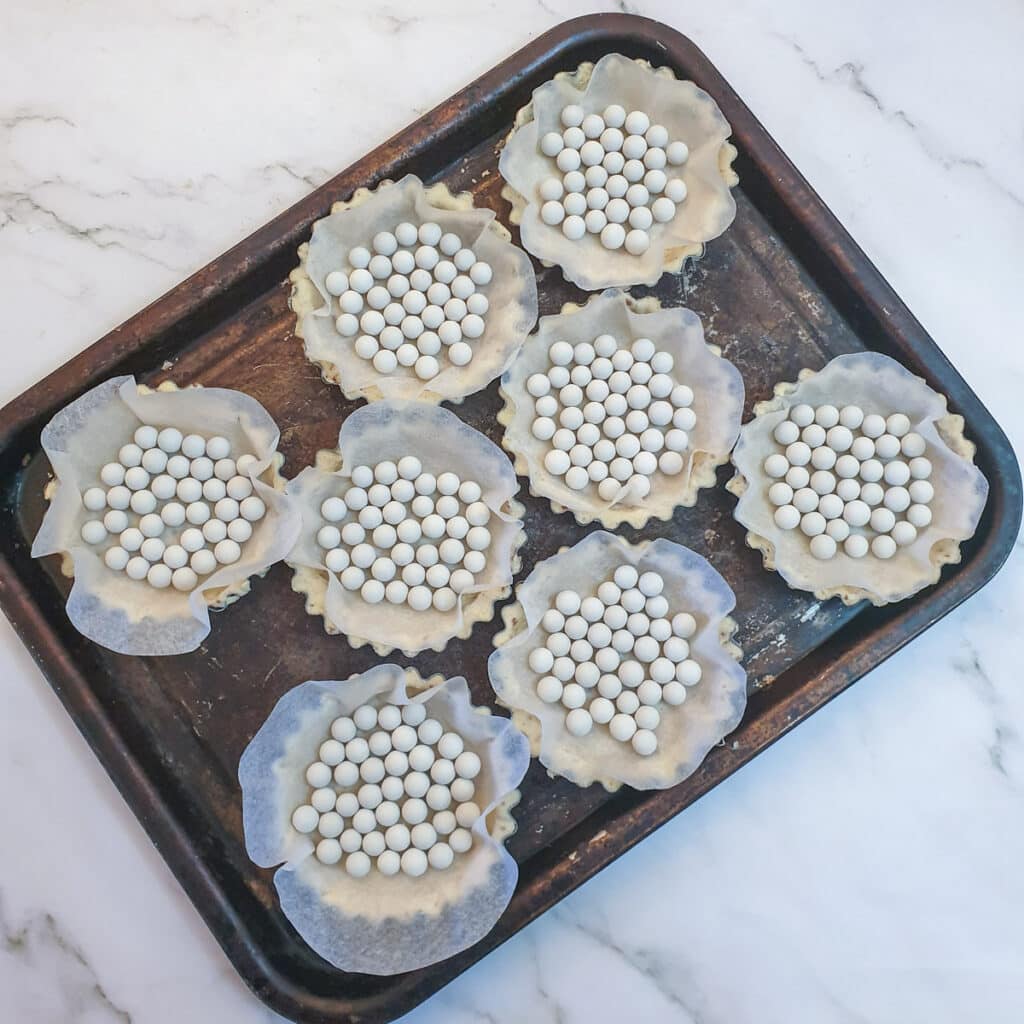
[
  {"left": 488, "top": 531, "right": 746, "bottom": 791},
  {"left": 499, "top": 53, "right": 737, "bottom": 290},
  {"left": 31, "top": 375, "right": 301, "bottom": 655},
  {"left": 239, "top": 664, "right": 530, "bottom": 975},
  {"left": 728, "top": 351, "right": 989, "bottom": 605},
  {"left": 286, "top": 401, "right": 524, "bottom": 655},
  {"left": 499, "top": 289, "right": 744, "bottom": 528},
  {"left": 290, "top": 174, "right": 538, "bottom": 404}
]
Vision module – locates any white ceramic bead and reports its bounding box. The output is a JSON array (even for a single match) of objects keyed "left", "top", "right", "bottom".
[
  {"left": 664, "top": 178, "right": 687, "bottom": 203},
  {"left": 774, "top": 420, "right": 800, "bottom": 446},
  {"left": 599, "top": 103, "right": 625, "bottom": 128},
  {"left": 907, "top": 503, "right": 932, "bottom": 528},
  {"left": 631, "top": 729, "right": 658, "bottom": 756},
  {"left": 774, "top": 504, "right": 800, "bottom": 530},
  {"left": 141, "top": 448, "right": 168, "bottom": 475},
  {"left": 124, "top": 466, "right": 150, "bottom": 492},
  {"left": 541, "top": 130, "right": 567, "bottom": 158},
  {"left": 834, "top": 454, "right": 859, "bottom": 478},
  {"left": 860, "top": 483, "right": 884, "bottom": 506},
  {"left": 874, "top": 434, "right": 901, "bottom": 460},
  {"left": 899, "top": 432, "right": 926, "bottom": 458},
  {"left": 541, "top": 200, "right": 566, "bottom": 226},
  {"left": 801, "top": 425, "right": 826, "bottom": 449},
  {"left": 100, "top": 463, "right": 127, "bottom": 488},
  {"left": 651, "top": 196, "right": 676, "bottom": 222},
  {"left": 139, "top": 513, "right": 164, "bottom": 537},
  {"left": 140, "top": 536, "right": 166, "bottom": 563},
  {"left": 909, "top": 479, "right": 934, "bottom": 504},
  {"left": 104, "top": 546, "right": 130, "bottom": 571},
  {"left": 859, "top": 458, "right": 884, "bottom": 483},
  {"left": 883, "top": 413, "right": 910, "bottom": 438},
  {"left": 836, "top": 478, "right": 861, "bottom": 502},
  {"left": 562, "top": 125, "right": 585, "bottom": 150},
  {"left": 434, "top": 733, "right": 462, "bottom": 763},
  {"left": 787, "top": 404, "right": 812, "bottom": 428},
  {"left": 907, "top": 457, "right": 932, "bottom": 482},
  {"left": 124, "top": 555, "right": 150, "bottom": 580},
  {"left": 666, "top": 140, "right": 689, "bottom": 164},
  {"left": 870, "top": 535, "right": 896, "bottom": 559},
  {"left": 202, "top": 477, "right": 227, "bottom": 503},
  {"left": 608, "top": 713, "right": 637, "bottom": 742},
  {"left": 600, "top": 223, "right": 625, "bottom": 249},
  {"left": 860, "top": 414, "right": 885, "bottom": 438},
  {"left": 539, "top": 176, "right": 565, "bottom": 203},
  {"left": 131, "top": 425, "right": 158, "bottom": 450},
  {"left": 666, "top": 613, "right": 695, "bottom": 641},
  {"left": 103, "top": 508, "right": 128, "bottom": 534},
  {"left": 153, "top": 428, "right": 182, "bottom": 455},
  {"left": 810, "top": 470, "right": 835, "bottom": 496},
  {"left": 870, "top": 507, "right": 897, "bottom": 534},
  {"left": 625, "top": 229, "right": 650, "bottom": 255},
  {"left": 565, "top": 708, "right": 593, "bottom": 737},
  {"left": 240, "top": 496, "right": 266, "bottom": 521},
  {"left": 81, "top": 519, "right": 107, "bottom": 545},
  {"left": 292, "top": 805, "right": 319, "bottom": 833},
  {"left": 306, "top": 761, "right": 333, "bottom": 788},
  {"left": 809, "top": 534, "right": 837, "bottom": 560},
  {"left": 448, "top": 828, "right": 472, "bottom": 854}
]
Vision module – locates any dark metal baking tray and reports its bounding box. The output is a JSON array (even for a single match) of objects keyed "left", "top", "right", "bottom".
[{"left": 0, "top": 13, "right": 1018, "bottom": 1024}]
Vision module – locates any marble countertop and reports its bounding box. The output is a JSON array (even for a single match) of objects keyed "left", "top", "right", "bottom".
[{"left": 2, "top": 1, "right": 1022, "bottom": 1021}]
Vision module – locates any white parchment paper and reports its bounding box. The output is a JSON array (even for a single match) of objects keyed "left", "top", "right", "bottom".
[
  {"left": 239, "top": 665, "right": 530, "bottom": 975},
  {"left": 730, "top": 352, "right": 989, "bottom": 604},
  {"left": 488, "top": 531, "right": 747, "bottom": 790},
  {"left": 31, "top": 375, "right": 301, "bottom": 655}
]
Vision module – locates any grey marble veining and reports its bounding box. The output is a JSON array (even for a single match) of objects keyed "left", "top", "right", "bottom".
[{"left": 1, "top": 2, "right": 1022, "bottom": 1022}]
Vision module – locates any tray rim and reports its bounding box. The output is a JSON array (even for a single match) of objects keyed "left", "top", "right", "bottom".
[{"left": 0, "top": 12, "right": 1020, "bottom": 1024}]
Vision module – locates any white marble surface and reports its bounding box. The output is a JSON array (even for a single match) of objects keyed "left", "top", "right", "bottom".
[{"left": 2, "top": 1, "right": 1022, "bottom": 1021}]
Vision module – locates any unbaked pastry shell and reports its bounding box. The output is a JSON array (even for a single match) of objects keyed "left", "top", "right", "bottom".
[
  {"left": 286, "top": 401, "right": 524, "bottom": 655},
  {"left": 239, "top": 665, "right": 530, "bottom": 975},
  {"left": 290, "top": 174, "right": 538, "bottom": 404},
  {"left": 499, "top": 289, "right": 744, "bottom": 528},
  {"left": 487, "top": 531, "right": 746, "bottom": 791},
  {"left": 728, "top": 352, "right": 989, "bottom": 605},
  {"left": 499, "top": 53, "right": 738, "bottom": 289},
  {"left": 32, "top": 376, "right": 301, "bottom": 655}
]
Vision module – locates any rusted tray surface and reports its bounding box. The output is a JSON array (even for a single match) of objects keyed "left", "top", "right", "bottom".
[{"left": 0, "top": 14, "right": 1018, "bottom": 1024}]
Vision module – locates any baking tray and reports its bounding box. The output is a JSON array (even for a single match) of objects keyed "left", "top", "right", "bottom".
[{"left": 0, "top": 13, "right": 1019, "bottom": 1024}]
